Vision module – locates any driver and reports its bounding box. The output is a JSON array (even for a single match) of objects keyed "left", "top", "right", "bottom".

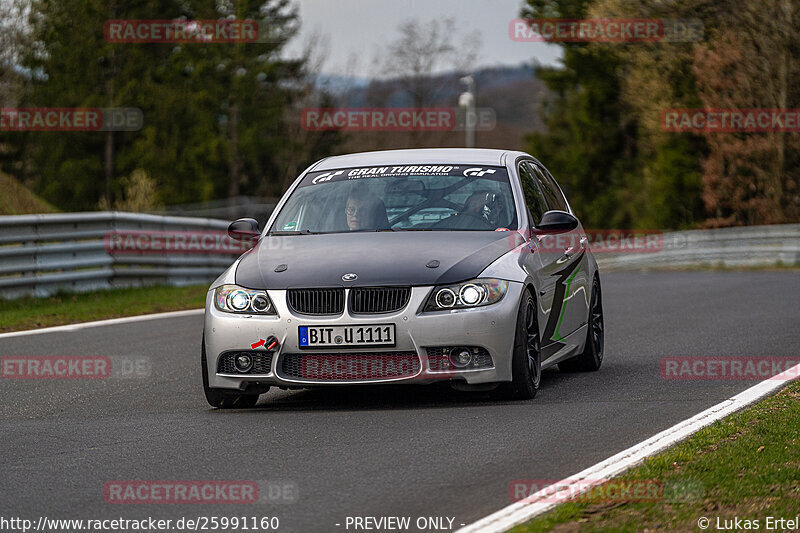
[{"left": 345, "top": 190, "right": 389, "bottom": 231}]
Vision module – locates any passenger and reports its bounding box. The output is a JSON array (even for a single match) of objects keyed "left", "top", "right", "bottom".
[
  {"left": 462, "top": 191, "right": 492, "bottom": 216},
  {"left": 462, "top": 190, "right": 505, "bottom": 226}
]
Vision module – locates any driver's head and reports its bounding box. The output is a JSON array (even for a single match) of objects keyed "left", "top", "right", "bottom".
[{"left": 346, "top": 190, "right": 383, "bottom": 230}]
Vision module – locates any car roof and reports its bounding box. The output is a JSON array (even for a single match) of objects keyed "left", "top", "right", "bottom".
[{"left": 311, "top": 148, "right": 529, "bottom": 171}]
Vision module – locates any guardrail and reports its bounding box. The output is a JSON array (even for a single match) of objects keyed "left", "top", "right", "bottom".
[
  {"left": 594, "top": 224, "right": 800, "bottom": 271},
  {"left": 1, "top": 213, "right": 797, "bottom": 299},
  {"left": 148, "top": 195, "right": 279, "bottom": 224},
  {"left": 0, "top": 212, "right": 243, "bottom": 299}
]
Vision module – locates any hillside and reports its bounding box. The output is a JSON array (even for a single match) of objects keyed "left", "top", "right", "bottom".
[{"left": 0, "top": 172, "right": 57, "bottom": 215}]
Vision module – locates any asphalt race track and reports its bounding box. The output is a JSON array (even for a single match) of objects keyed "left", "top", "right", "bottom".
[{"left": 1, "top": 271, "right": 799, "bottom": 532}]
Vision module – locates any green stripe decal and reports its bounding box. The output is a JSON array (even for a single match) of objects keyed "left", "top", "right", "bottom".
[{"left": 551, "top": 263, "right": 581, "bottom": 342}]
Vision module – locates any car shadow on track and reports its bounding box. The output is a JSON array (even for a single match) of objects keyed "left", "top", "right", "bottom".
[{"left": 215, "top": 369, "right": 573, "bottom": 412}]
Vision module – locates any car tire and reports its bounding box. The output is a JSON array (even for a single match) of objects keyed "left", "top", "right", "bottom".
[
  {"left": 501, "top": 289, "right": 541, "bottom": 400},
  {"left": 559, "top": 277, "right": 604, "bottom": 373},
  {"left": 202, "top": 337, "right": 262, "bottom": 409}
]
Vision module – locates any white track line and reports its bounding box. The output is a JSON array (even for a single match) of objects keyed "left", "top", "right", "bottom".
[
  {"left": 0, "top": 309, "right": 204, "bottom": 339},
  {"left": 458, "top": 363, "right": 800, "bottom": 533}
]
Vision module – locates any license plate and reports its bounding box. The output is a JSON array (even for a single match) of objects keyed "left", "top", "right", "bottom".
[{"left": 298, "top": 324, "right": 395, "bottom": 348}]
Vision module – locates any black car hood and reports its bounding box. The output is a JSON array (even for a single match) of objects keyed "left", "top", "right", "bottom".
[{"left": 235, "top": 231, "right": 523, "bottom": 289}]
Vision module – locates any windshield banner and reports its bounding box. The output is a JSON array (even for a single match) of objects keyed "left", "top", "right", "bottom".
[{"left": 299, "top": 165, "right": 507, "bottom": 187}]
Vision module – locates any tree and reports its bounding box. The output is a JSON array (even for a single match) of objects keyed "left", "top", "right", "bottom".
[
  {"left": 368, "top": 18, "right": 482, "bottom": 147},
  {"left": 16, "top": 0, "right": 185, "bottom": 210},
  {"left": 528, "top": 0, "right": 799, "bottom": 228},
  {"left": 522, "top": 0, "right": 641, "bottom": 229},
  {"left": 0, "top": 0, "right": 31, "bottom": 179},
  {"left": 177, "top": 0, "right": 304, "bottom": 200},
  {"left": 8, "top": 0, "right": 332, "bottom": 211},
  {"left": 275, "top": 32, "right": 344, "bottom": 191},
  {"left": 692, "top": 1, "right": 800, "bottom": 225},
  {"left": 376, "top": 17, "right": 480, "bottom": 109},
  {"left": 585, "top": 0, "right": 710, "bottom": 228},
  {"left": 0, "top": 0, "right": 29, "bottom": 107}
]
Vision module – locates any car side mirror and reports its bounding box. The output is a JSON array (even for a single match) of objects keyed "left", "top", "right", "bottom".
[
  {"left": 227, "top": 218, "right": 260, "bottom": 241},
  {"left": 534, "top": 210, "right": 578, "bottom": 234}
]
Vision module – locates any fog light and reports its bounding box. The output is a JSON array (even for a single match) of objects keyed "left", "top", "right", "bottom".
[
  {"left": 235, "top": 353, "right": 253, "bottom": 372},
  {"left": 449, "top": 347, "right": 472, "bottom": 368}
]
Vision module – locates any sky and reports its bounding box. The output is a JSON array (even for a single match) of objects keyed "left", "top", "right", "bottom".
[{"left": 286, "top": 0, "right": 563, "bottom": 79}]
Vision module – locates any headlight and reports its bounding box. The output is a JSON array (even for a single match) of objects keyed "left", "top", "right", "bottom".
[
  {"left": 424, "top": 278, "right": 508, "bottom": 311},
  {"left": 214, "top": 285, "right": 277, "bottom": 315}
]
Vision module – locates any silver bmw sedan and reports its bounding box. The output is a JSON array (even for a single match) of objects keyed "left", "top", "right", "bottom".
[{"left": 202, "top": 148, "right": 604, "bottom": 407}]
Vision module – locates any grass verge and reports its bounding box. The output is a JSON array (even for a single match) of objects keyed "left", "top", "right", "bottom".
[
  {"left": 511, "top": 380, "right": 800, "bottom": 532},
  {"left": 0, "top": 285, "right": 208, "bottom": 333}
]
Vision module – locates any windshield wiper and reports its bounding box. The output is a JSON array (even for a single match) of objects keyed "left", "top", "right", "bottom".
[{"left": 268, "top": 229, "right": 320, "bottom": 235}]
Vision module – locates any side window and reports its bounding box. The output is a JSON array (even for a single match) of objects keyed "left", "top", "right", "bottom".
[
  {"left": 518, "top": 162, "right": 548, "bottom": 224},
  {"left": 531, "top": 164, "right": 569, "bottom": 212}
]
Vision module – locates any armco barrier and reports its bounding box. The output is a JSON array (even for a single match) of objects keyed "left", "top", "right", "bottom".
[
  {"left": 594, "top": 224, "right": 800, "bottom": 270},
  {"left": 0, "top": 212, "right": 241, "bottom": 299},
  {"left": 1, "top": 213, "right": 797, "bottom": 298}
]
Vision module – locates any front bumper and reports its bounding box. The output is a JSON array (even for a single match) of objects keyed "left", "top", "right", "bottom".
[{"left": 203, "top": 282, "right": 523, "bottom": 390}]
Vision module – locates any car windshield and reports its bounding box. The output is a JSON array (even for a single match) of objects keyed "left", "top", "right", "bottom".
[{"left": 270, "top": 164, "right": 518, "bottom": 234}]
